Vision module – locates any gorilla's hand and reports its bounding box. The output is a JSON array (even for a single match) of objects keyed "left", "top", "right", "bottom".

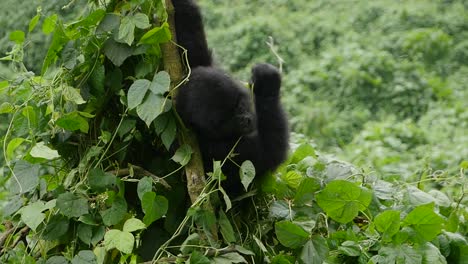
[{"left": 251, "top": 63, "right": 281, "bottom": 98}]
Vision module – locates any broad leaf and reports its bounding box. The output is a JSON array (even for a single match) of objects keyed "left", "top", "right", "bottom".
[
  {"left": 150, "top": 71, "right": 171, "bottom": 94},
  {"left": 57, "top": 192, "right": 89, "bottom": 218},
  {"left": 219, "top": 210, "right": 236, "bottom": 243},
  {"left": 316, "top": 180, "right": 372, "bottom": 223},
  {"left": 30, "top": 142, "right": 60, "bottom": 160},
  {"left": 139, "top": 22, "right": 172, "bottom": 45},
  {"left": 136, "top": 93, "right": 165, "bottom": 126},
  {"left": 56, "top": 112, "right": 89, "bottom": 133},
  {"left": 20, "top": 201, "right": 46, "bottom": 231},
  {"left": 171, "top": 144, "right": 192, "bottom": 166},
  {"left": 403, "top": 203, "right": 445, "bottom": 241},
  {"left": 10, "top": 160, "right": 41, "bottom": 194},
  {"left": 123, "top": 218, "right": 146, "bottom": 233},
  {"left": 42, "top": 14, "right": 58, "bottom": 34},
  {"left": 9, "top": 30, "right": 25, "bottom": 44},
  {"left": 275, "top": 221, "right": 309, "bottom": 249},
  {"left": 88, "top": 168, "right": 116, "bottom": 192},
  {"left": 240, "top": 160, "right": 256, "bottom": 191},
  {"left": 103, "top": 39, "right": 133, "bottom": 66},
  {"left": 142, "top": 192, "right": 168, "bottom": 226},
  {"left": 104, "top": 229, "right": 134, "bottom": 254},
  {"left": 71, "top": 250, "right": 97, "bottom": 264},
  {"left": 127, "top": 79, "right": 150, "bottom": 109},
  {"left": 42, "top": 215, "right": 69, "bottom": 240},
  {"left": 374, "top": 210, "right": 401, "bottom": 241},
  {"left": 300, "top": 236, "right": 329, "bottom": 264},
  {"left": 132, "top": 13, "right": 151, "bottom": 29},
  {"left": 100, "top": 197, "right": 127, "bottom": 226}
]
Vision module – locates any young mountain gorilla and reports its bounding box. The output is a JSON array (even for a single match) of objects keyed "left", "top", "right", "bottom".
[{"left": 173, "top": 0, "right": 289, "bottom": 195}]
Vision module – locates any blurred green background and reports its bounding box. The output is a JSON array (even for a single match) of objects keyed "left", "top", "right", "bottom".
[{"left": 1, "top": 0, "right": 467, "bottom": 180}]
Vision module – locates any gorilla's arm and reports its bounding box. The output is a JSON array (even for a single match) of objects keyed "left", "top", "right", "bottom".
[
  {"left": 172, "top": 0, "right": 212, "bottom": 67},
  {"left": 248, "top": 64, "right": 289, "bottom": 175}
]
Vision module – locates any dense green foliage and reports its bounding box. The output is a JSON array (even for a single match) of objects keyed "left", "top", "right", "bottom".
[{"left": 0, "top": 0, "right": 467, "bottom": 263}]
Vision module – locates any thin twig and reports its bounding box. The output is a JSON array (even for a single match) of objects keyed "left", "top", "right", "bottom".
[{"left": 108, "top": 165, "right": 172, "bottom": 189}]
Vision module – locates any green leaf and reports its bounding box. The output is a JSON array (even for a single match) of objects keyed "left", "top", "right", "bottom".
[
  {"left": 104, "top": 229, "right": 134, "bottom": 254},
  {"left": 300, "top": 236, "right": 329, "bottom": 264},
  {"left": 139, "top": 22, "right": 172, "bottom": 45},
  {"left": 57, "top": 112, "right": 89, "bottom": 133},
  {"left": 103, "top": 39, "right": 133, "bottom": 67},
  {"left": 9, "top": 30, "right": 25, "bottom": 44},
  {"left": 0, "top": 102, "right": 14, "bottom": 114},
  {"left": 46, "top": 256, "right": 69, "bottom": 264},
  {"left": 30, "top": 142, "right": 60, "bottom": 160},
  {"left": 136, "top": 92, "right": 165, "bottom": 126},
  {"left": 29, "top": 14, "right": 41, "bottom": 32},
  {"left": 374, "top": 245, "right": 422, "bottom": 264},
  {"left": 22, "top": 105, "right": 38, "bottom": 127},
  {"left": 291, "top": 143, "right": 316, "bottom": 164},
  {"left": 6, "top": 137, "right": 26, "bottom": 161},
  {"left": 68, "top": 9, "right": 106, "bottom": 30},
  {"left": 316, "top": 180, "right": 372, "bottom": 224},
  {"left": 137, "top": 176, "right": 153, "bottom": 201},
  {"left": 88, "top": 168, "right": 116, "bottom": 192},
  {"left": 133, "top": 13, "right": 151, "bottom": 29},
  {"left": 89, "top": 64, "right": 105, "bottom": 97},
  {"left": 161, "top": 116, "right": 176, "bottom": 149},
  {"left": 460, "top": 160, "right": 468, "bottom": 169},
  {"left": 0, "top": 80, "right": 9, "bottom": 91},
  {"left": 240, "top": 160, "right": 256, "bottom": 191},
  {"left": 181, "top": 233, "right": 201, "bottom": 255},
  {"left": 338, "top": 241, "right": 361, "bottom": 256},
  {"left": 97, "top": 13, "right": 120, "bottom": 33},
  {"left": 282, "top": 170, "right": 302, "bottom": 189},
  {"left": 269, "top": 201, "right": 292, "bottom": 219},
  {"left": 374, "top": 210, "right": 401, "bottom": 241},
  {"left": 407, "top": 186, "right": 435, "bottom": 206},
  {"left": 118, "top": 16, "right": 135, "bottom": 45},
  {"left": 128, "top": 79, "right": 150, "bottom": 109},
  {"left": 421, "top": 242, "right": 447, "bottom": 264},
  {"left": 150, "top": 71, "right": 171, "bottom": 94},
  {"left": 123, "top": 218, "right": 146, "bottom": 233},
  {"left": 100, "top": 197, "right": 127, "bottom": 226},
  {"left": 71, "top": 250, "right": 97, "bottom": 264},
  {"left": 219, "top": 210, "right": 236, "bottom": 243},
  {"left": 189, "top": 251, "right": 210, "bottom": 264},
  {"left": 275, "top": 221, "right": 309, "bottom": 249},
  {"left": 77, "top": 224, "right": 93, "bottom": 245},
  {"left": 271, "top": 255, "right": 294, "bottom": 264},
  {"left": 171, "top": 144, "right": 192, "bottom": 166},
  {"left": 57, "top": 192, "right": 89, "bottom": 218},
  {"left": 10, "top": 160, "right": 41, "bottom": 194},
  {"left": 63, "top": 85, "right": 86, "bottom": 104},
  {"left": 212, "top": 252, "right": 247, "bottom": 263},
  {"left": 294, "top": 177, "right": 320, "bottom": 205},
  {"left": 42, "top": 22, "right": 69, "bottom": 74},
  {"left": 445, "top": 211, "right": 460, "bottom": 232},
  {"left": 42, "top": 215, "right": 69, "bottom": 240},
  {"left": 77, "top": 224, "right": 105, "bottom": 246},
  {"left": 403, "top": 203, "right": 445, "bottom": 241},
  {"left": 154, "top": 112, "right": 169, "bottom": 135},
  {"left": 142, "top": 192, "right": 168, "bottom": 226},
  {"left": 42, "top": 14, "right": 58, "bottom": 34},
  {"left": 20, "top": 201, "right": 46, "bottom": 231},
  {"left": 3, "top": 196, "right": 23, "bottom": 217}
]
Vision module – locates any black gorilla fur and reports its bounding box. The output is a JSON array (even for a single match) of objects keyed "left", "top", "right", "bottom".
[{"left": 173, "top": 0, "right": 289, "bottom": 195}]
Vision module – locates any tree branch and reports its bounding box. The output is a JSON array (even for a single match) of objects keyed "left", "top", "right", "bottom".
[{"left": 160, "top": 0, "right": 207, "bottom": 204}]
